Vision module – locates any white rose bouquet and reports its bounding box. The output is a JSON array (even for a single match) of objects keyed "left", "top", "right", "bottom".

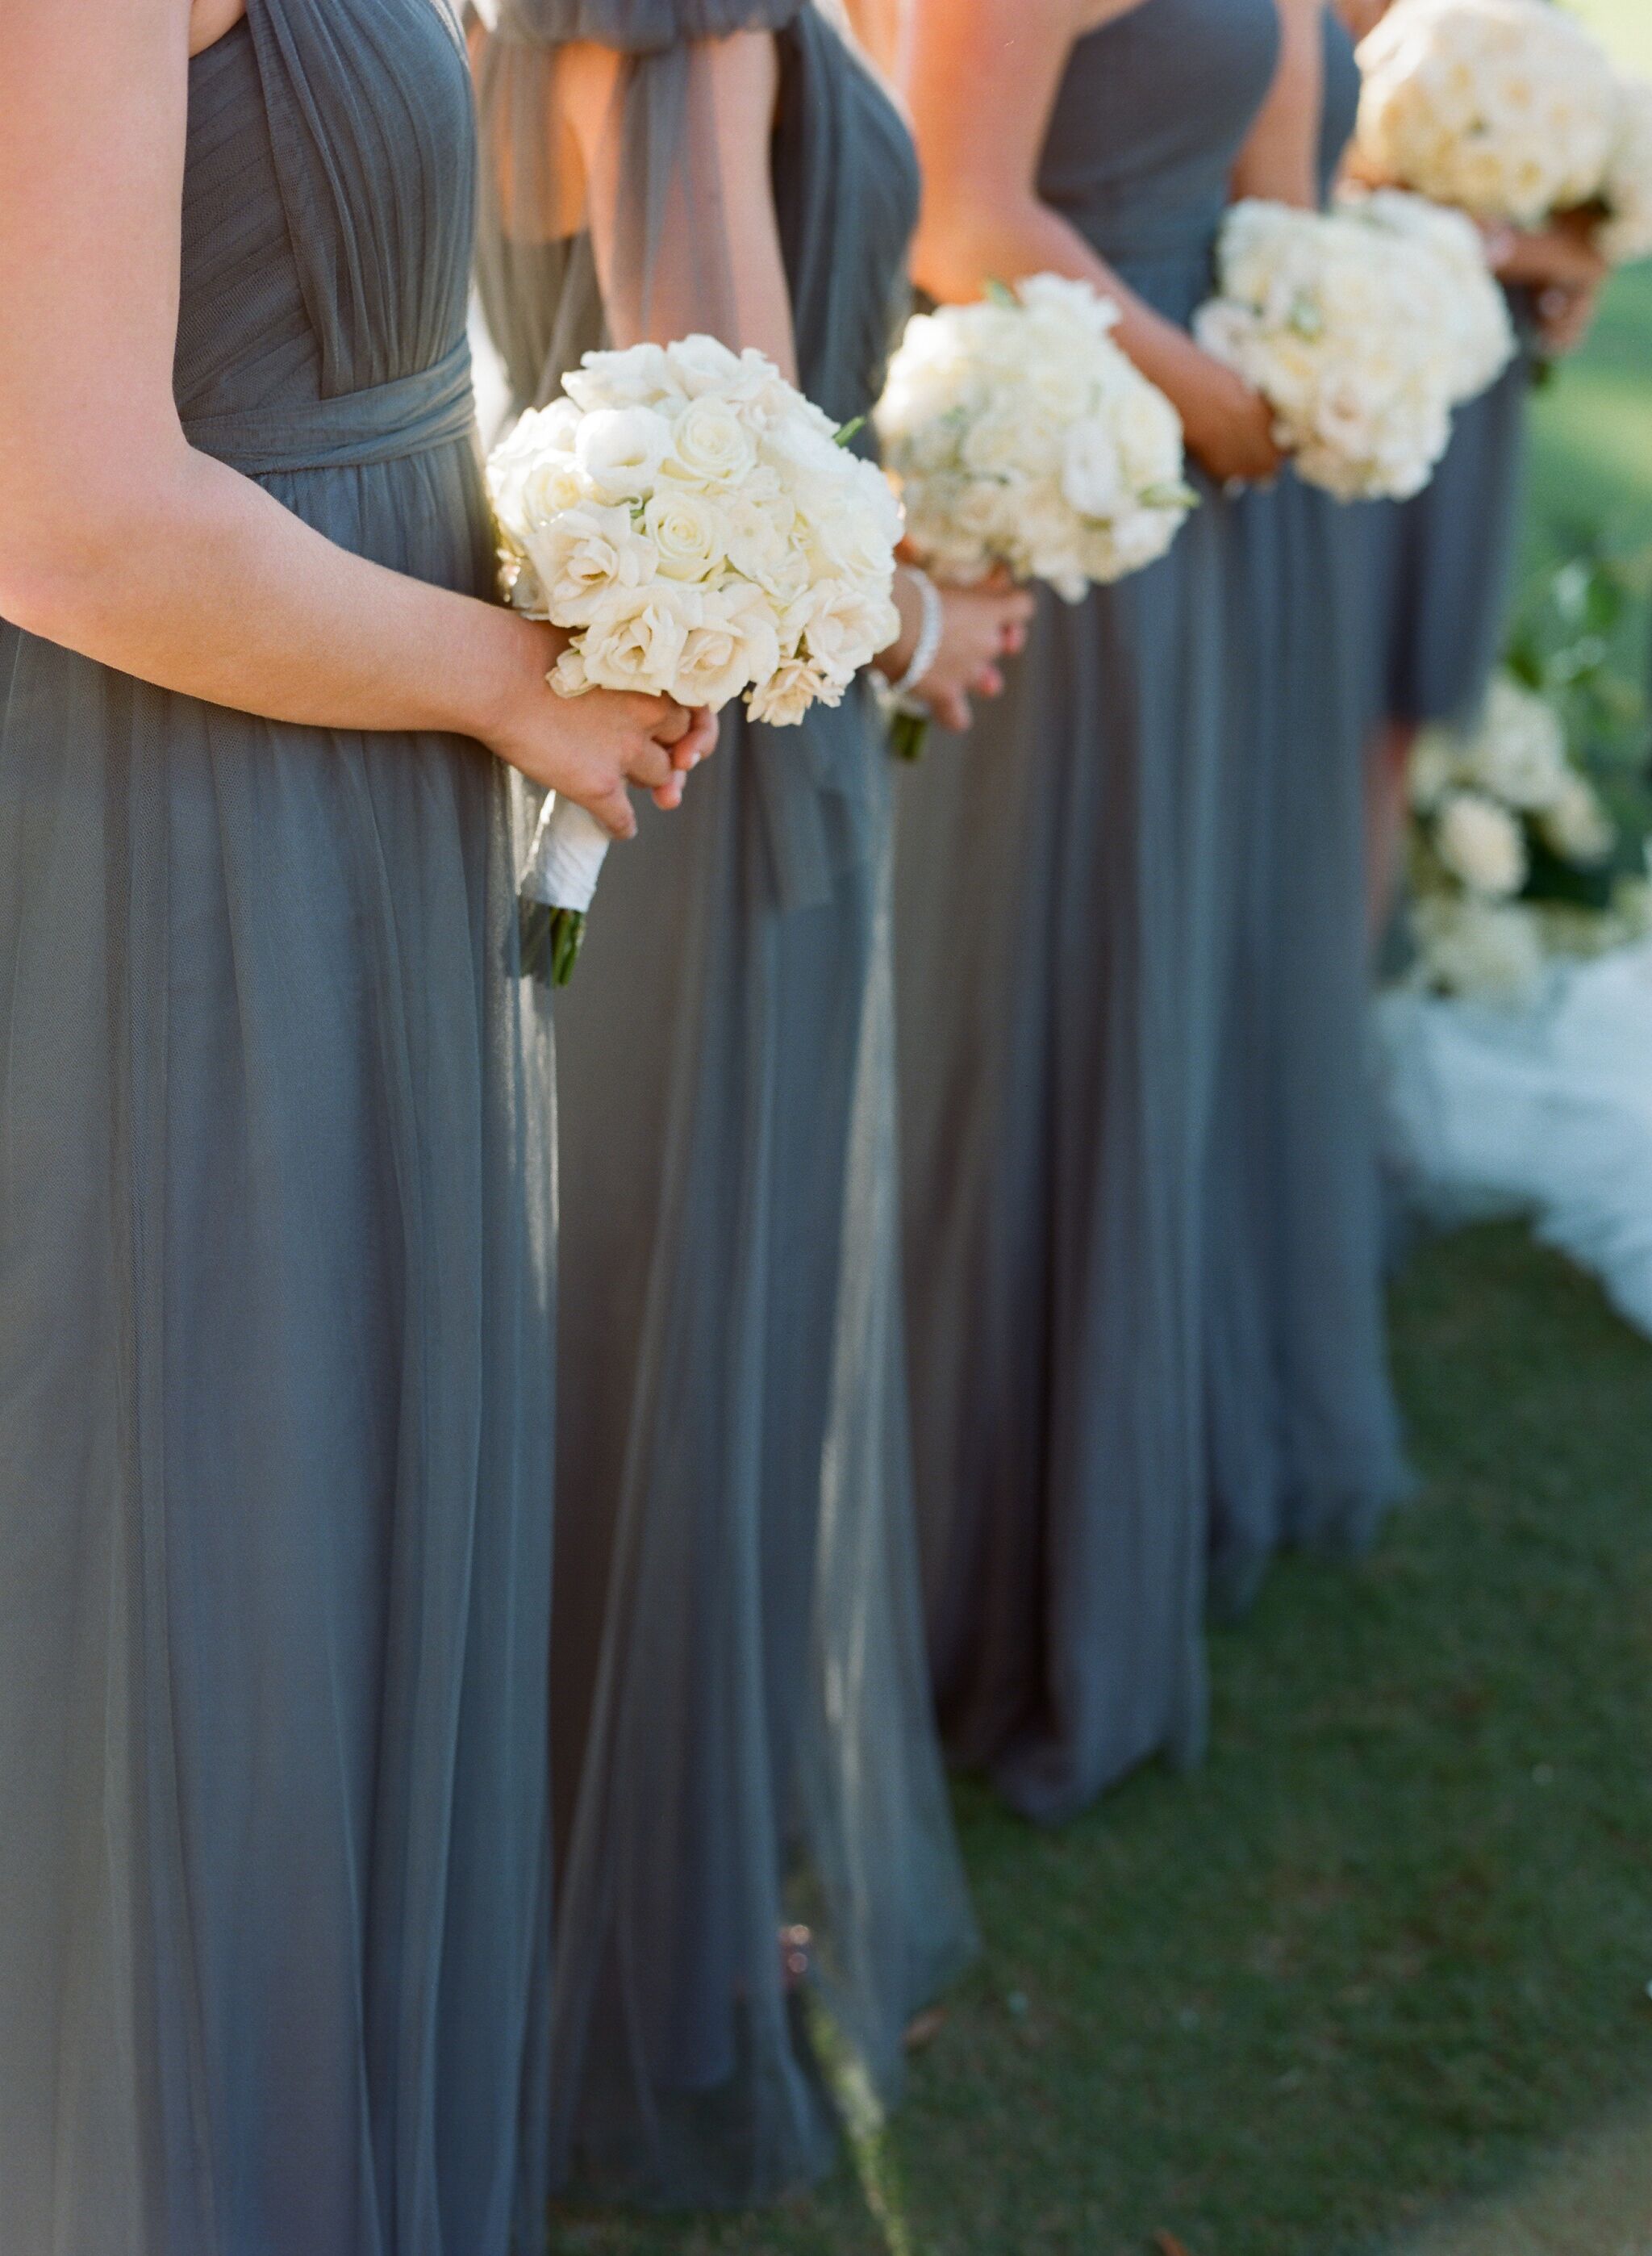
[
  {"left": 488, "top": 334, "right": 901, "bottom": 982},
  {"left": 1335, "top": 185, "right": 1517, "bottom": 399},
  {"left": 1354, "top": 0, "right": 1621, "bottom": 230},
  {"left": 1407, "top": 673, "right": 1632, "bottom": 1001},
  {"left": 1194, "top": 198, "right": 1499, "bottom": 499},
  {"left": 1597, "top": 78, "right": 1652, "bottom": 269},
  {"left": 873, "top": 275, "right": 1195, "bottom": 607}
]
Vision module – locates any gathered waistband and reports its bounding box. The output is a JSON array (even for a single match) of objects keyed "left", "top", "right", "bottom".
[{"left": 181, "top": 339, "right": 477, "bottom": 476}]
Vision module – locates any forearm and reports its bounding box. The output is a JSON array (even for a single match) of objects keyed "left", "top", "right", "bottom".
[
  {"left": 912, "top": 191, "right": 1208, "bottom": 407},
  {"left": 3, "top": 444, "right": 526, "bottom": 743},
  {"left": 1231, "top": 0, "right": 1323, "bottom": 209}
]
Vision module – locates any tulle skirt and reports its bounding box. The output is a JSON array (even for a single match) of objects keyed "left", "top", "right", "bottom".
[{"left": 545, "top": 704, "right": 975, "bottom": 2205}]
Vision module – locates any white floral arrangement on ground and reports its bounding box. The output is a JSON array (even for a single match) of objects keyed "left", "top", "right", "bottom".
[
  {"left": 872, "top": 274, "right": 1195, "bottom": 606},
  {"left": 488, "top": 334, "right": 901, "bottom": 980},
  {"left": 1406, "top": 673, "right": 1652, "bottom": 1002},
  {"left": 1354, "top": 0, "right": 1652, "bottom": 267},
  {"left": 1193, "top": 198, "right": 1508, "bottom": 500}
]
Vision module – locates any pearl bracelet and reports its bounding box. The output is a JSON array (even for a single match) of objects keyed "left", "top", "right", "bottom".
[{"left": 882, "top": 565, "right": 945, "bottom": 714}]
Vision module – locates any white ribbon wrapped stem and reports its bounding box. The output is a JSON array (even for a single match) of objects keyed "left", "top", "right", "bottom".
[{"left": 522, "top": 795, "right": 611, "bottom": 913}]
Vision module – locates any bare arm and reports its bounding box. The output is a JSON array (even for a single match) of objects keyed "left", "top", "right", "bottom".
[
  {"left": 1232, "top": 0, "right": 1324, "bottom": 210},
  {"left": 905, "top": 0, "right": 1283, "bottom": 483},
  {"left": 0, "top": 0, "right": 697, "bottom": 836},
  {"left": 557, "top": 31, "right": 798, "bottom": 377}
]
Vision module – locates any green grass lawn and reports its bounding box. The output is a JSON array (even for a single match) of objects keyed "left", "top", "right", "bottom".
[
  {"left": 554, "top": 1226, "right": 1652, "bottom": 2256},
  {"left": 549, "top": 77, "right": 1652, "bottom": 2256}
]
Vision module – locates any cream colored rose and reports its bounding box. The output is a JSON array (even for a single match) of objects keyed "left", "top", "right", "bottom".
[
  {"left": 578, "top": 582, "right": 699, "bottom": 696},
  {"left": 672, "top": 583, "right": 782, "bottom": 711},
  {"left": 574, "top": 406, "right": 674, "bottom": 504},
  {"left": 795, "top": 579, "right": 896, "bottom": 688},
  {"left": 1540, "top": 772, "right": 1614, "bottom": 865},
  {"left": 662, "top": 395, "right": 760, "bottom": 488},
  {"left": 1412, "top": 892, "right": 1545, "bottom": 1003},
  {"left": 1060, "top": 418, "right": 1126, "bottom": 520},
  {"left": 565, "top": 343, "right": 681, "bottom": 412},
  {"left": 1461, "top": 676, "right": 1568, "bottom": 808},
  {"left": 641, "top": 487, "right": 732, "bottom": 583},
  {"left": 1435, "top": 788, "right": 1529, "bottom": 898},
  {"left": 748, "top": 653, "right": 839, "bottom": 727},
  {"left": 525, "top": 501, "right": 658, "bottom": 629},
  {"left": 664, "top": 334, "right": 774, "bottom": 403}
]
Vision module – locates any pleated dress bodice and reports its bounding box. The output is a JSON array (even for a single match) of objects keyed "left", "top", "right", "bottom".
[
  {"left": 175, "top": 0, "right": 486, "bottom": 583},
  {"left": 1040, "top": 0, "right": 1280, "bottom": 320}
]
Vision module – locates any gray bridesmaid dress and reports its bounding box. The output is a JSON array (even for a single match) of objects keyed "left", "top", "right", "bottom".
[
  {"left": 893, "top": 0, "right": 1281, "bottom": 1826},
  {"left": 1204, "top": 6, "right": 1408, "bottom": 1617},
  {"left": 0, "top": 6, "right": 556, "bottom": 2250},
  {"left": 474, "top": 0, "right": 976, "bottom": 2207}
]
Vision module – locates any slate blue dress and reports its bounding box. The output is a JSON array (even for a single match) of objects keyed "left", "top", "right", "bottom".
[
  {"left": 1204, "top": 5, "right": 1408, "bottom": 1616},
  {"left": 474, "top": 0, "right": 976, "bottom": 2206},
  {"left": 892, "top": 0, "right": 1281, "bottom": 1825},
  {"left": 0, "top": 7, "right": 557, "bottom": 2250}
]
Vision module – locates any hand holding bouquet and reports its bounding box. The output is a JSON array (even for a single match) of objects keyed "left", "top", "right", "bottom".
[
  {"left": 488, "top": 334, "right": 901, "bottom": 980},
  {"left": 873, "top": 275, "right": 1195, "bottom": 607},
  {"left": 1194, "top": 197, "right": 1512, "bottom": 500}
]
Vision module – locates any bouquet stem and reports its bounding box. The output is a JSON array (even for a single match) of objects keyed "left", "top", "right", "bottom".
[
  {"left": 891, "top": 709, "right": 929, "bottom": 763},
  {"left": 520, "top": 900, "right": 590, "bottom": 988},
  {"left": 519, "top": 795, "right": 609, "bottom": 988}
]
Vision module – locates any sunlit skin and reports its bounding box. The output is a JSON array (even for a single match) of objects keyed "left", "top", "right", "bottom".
[
  {"left": 901, "top": 0, "right": 1323, "bottom": 490},
  {"left": 0, "top": 0, "right": 715, "bottom": 850},
  {"left": 528, "top": 16, "right": 1035, "bottom": 734}
]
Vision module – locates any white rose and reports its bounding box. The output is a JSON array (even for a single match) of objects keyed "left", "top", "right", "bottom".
[
  {"left": 524, "top": 501, "right": 658, "bottom": 629},
  {"left": 962, "top": 403, "right": 1045, "bottom": 479},
  {"left": 549, "top": 643, "right": 592, "bottom": 700},
  {"left": 661, "top": 395, "right": 760, "bottom": 489},
  {"left": 1412, "top": 892, "right": 1546, "bottom": 1004},
  {"left": 1061, "top": 418, "right": 1126, "bottom": 520},
  {"left": 794, "top": 578, "right": 898, "bottom": 688},
  {"left": 487, "top": 400, "right": 586, "bottom": 535},
  {"left": 574, "top": 406, "right": 674, "bottom": 503},
  {"left": 1462, "top": 676, "right": 1568, "bottom": 808},
  {"left": 664, "top": 335, "right": 776, "bottom": 403},
  {"left": 671, "top": 582, "right": 782, "bottom": 710},
  {"left": 748, "top": 653, "right": 840, "bottom": 727},
  {"left": 641, "top": 486, "right": 732, "bottom": 583},
  {"left": 1434, "top": 788, "right": 1529, "bottom": 899},
  {"left": 724, "top": 486, "right": 809, "bottom": 602},
  {"left": 578, "top": 581, "right": 700, "bottom": 696},
  {"left": 1408, "top": 726, "right": 1462, "bottom": 813},
  {"left": 1540, "top": 771, "right": 1614, "bottom": 865},
  {"left": 565, "top": 343, "right": 680, "bottom": 412}
]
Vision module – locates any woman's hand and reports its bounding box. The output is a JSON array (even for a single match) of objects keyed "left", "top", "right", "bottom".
[
  {"left": 877, "top": 566, "right": 1034, "bottom": 733},
  {"left": 1487, "top": 211, "right": 1610, "bottom": 358},
  {"left": 1490, "top": 210, "right": 1609, "bottom": 295},
  {"left": 1172, "top": 343, "right": 1287, "bottom": 487},
  {"left": 483, "top": 620, "right": 716, "bottom": 840}
]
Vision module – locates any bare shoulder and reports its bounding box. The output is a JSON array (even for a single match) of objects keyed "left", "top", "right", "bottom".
[
  {"left": 189, "top": 0, "right": 248, "bottom": 57},
  {"left": 1072, "top": 0, "right": 1157, "bottom": 37}
]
